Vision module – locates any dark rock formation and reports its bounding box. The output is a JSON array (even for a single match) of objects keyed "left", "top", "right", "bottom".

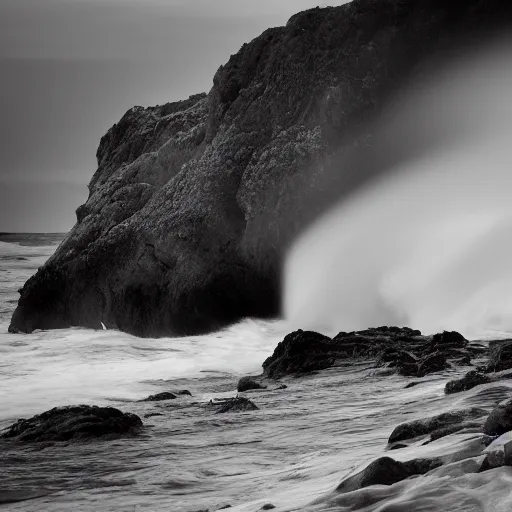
[
  {"left": 9, "top": 0, "right": 512, "bottom": 337},
  {"left": 336, "top": 456, "right": 442, "bottom": 493},
  {"left": 141, "top": 392, "right": 177, "bottom": 402},
  {"left": 388, "top": 408, "right": 487, "bottom": 444},
  {"left": 237, "top": 377, "right": 267, "bottom": 392},
  {"left": 263, "top": 327, "right": 468, "bottom": 378},
  {"left": 0, "top": 405, "right": 143, "bottom": 442},
  {"left": 483, "top": 398, "right": 512, "bottom": 436},
  {"left": 215, "top": 397, "right": 259, "bottom": 414},
  {"left": 262, "top": 330, "right": 333, "bottom": 378},
  {"left": 260, "top": 505, "right": 276, "bottom": 511},
  {"left": 486, "top": 340, "right": 512, "bottom": 373},
  {"left": 445, "top": 371, "right": 491, "bottom": 395},
  {"left": 176, "top": 390, "right": 193, "bottom": 396}
]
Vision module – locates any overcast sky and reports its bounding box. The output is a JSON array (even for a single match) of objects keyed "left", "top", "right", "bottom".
[{"left": 0, "top": 0, "right": 348, "bottom": 233}]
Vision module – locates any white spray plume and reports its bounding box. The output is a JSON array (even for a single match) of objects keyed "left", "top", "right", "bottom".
[{"left": 284, "top": 36, "right": 512, "bottom": 338}]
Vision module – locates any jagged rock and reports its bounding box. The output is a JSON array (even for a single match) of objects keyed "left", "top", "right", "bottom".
[
  {"left": 141, "top": 392, "right": 177, "bottom": 402},
  {"left": 483, "top": 399, "right": 512, "bottom": 436},
  {"left": 262, "top": 330, "right": 333, "bottom": 378},
  {"left": 10, "top": 1, "right": 511, "bottom": 337},
  {"left": 237, "top": 377, "right": 266, "bottom": 392},
  {"left": 486, "top": 340, "right": 512, "bottom": 373},
  {"left": 388, "top": 408, "right": 487, "bottom": 444},
  {"left": 215, "top": 397, "right": 259, "bottom": 414},
  {"left": 0, "top": 405, "right": 143, "bottom": 442},
  {"left": 445, "top": 371, "right": 491, "bottom": 395},
  {"left": 263, "top": 327, "right": 467, "bottom": 378},
  {"left": 336, "top": 456, "right": 442, "bottom": 493}
]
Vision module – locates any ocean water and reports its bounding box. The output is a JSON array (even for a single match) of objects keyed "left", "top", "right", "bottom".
[{"left": 2, "top": 235, "right": 512, "bottom": 512}]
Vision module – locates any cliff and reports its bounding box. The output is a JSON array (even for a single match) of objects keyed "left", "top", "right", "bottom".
[{"left": 9, "top": 0, "right": 512, "bottom": 337}]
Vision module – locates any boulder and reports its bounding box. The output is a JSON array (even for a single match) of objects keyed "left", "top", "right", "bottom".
[
  {"left": 483, "top": 398, "right": 512, "bottom": 436},
  {"left": 388, "top": 408, "right": 487, "bottom": 444},
  {"left": 445, "top": 371, "right": 491, "bottom": 395},
  {"left": 237, "top": 377, "right": 266, "bottom": 392},
  {"left": 336, "top": 456, "right": 442, "bottom": 493},
  {"left": 0, "top": 405, "right": 143, "bottom": 442},
  {"left": 262, "top": 330, "right": 333, "bottom": 378}
]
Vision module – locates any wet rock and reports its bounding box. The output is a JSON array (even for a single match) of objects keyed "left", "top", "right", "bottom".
[
  {"left": 416, "top": 352, "right": 449, "bottom": 377},
  {"left": 429, "top": 422, "right": 483, "bottom": 442},
  {"left": 479, "top": 432, "right": 512, "bottom": 472},
  {"left": 0, "top": 405, "right": 143, "bottom": 442},
  {"left": 445, "top": 371, "right": 491, "bottom": 395},
  {"left": 176, "top": 390, "right": 192, "bottom": 396},
  {"left": 144, "top": 412, "right": 164, "bottom": 418},
  {"left": 388, "top": 408, "right": 487, "bottom": 443},
  {"left": 215, "top": 397, "right": 259, "bottom": 414},
  {"left": 486, "top": 340, "right": 512, "bottom": 373},
  {"left": 483, "top": 398, "right": 512, "bottom": 436},
  {"left": 431, "top": 331, "right": 467, "bottom": 352},
  {"left": 262, "top": 330, "right": 333, "bottom": 378},
  {"left": 336, "top": 456, "right": 442, "bottom": 493},
  {"left": 237, "top": 377, "right": 266, "bottom": 392},
  {"left": 141, "top": 392, "right": 177, "bottom": 402},
  {"left": 264, "top": 327, "right": 471, "bottom": 378}
]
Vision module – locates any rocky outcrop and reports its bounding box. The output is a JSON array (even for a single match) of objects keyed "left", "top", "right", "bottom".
[
  {"left": 0, "top": 405, "right": 143, "bottom": 442},
  {"left": 10, "top": 0, "right": 512, "bottom": 337},
  {"left": 262, "top": 327, "right": 472, "bottom": 378}
]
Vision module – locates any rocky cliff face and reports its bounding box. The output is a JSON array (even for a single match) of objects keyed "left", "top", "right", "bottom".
[{"left": 9, "top": 0, "right": 512, "bottom": 337}]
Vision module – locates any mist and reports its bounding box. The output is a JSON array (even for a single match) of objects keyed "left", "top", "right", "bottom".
[{"left": 284, "top": 36, "right": 512, "bottom": 339}]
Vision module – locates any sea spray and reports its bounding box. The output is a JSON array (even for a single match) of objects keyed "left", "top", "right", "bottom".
[{"left": 284, "top": 37, "right": 512, "bottom": 339}]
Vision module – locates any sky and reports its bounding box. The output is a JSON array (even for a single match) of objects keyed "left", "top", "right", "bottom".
[{"left": 0, "top": 0, "right": 349, "bottom": 233}]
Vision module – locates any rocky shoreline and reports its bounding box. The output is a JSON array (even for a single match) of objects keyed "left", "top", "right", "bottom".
[{"left": 4, "top": 326, "right": 512, "bottom": 510}]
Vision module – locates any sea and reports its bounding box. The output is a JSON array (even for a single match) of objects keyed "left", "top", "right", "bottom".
[{"left": 2, "top": 233, "right": 512, "bottom": 512}]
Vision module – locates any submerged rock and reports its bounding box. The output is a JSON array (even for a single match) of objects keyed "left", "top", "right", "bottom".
[
  {"left": 336, "top": 456, "right": 442, "bottom": 493},
  {"left": 483, "top": 398, "right": 512, "bottom": 436},
  {"left": 237, "top": 377, "right": 266, "bottom": 392},
  {"left": 388, "top": 408, "right": 487, "bottom": 444},
  {"left": 0, "top": 405, "right": 143, "bottom": 442},
  {"left": 445, "top": 371, "right": 491, "bottom": 395},
  {"left": 215, "top": 397, "right": 259, "bottom": 414},
  {"left": 141, "top": 392, "right": 177, "bottom": 402}
]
